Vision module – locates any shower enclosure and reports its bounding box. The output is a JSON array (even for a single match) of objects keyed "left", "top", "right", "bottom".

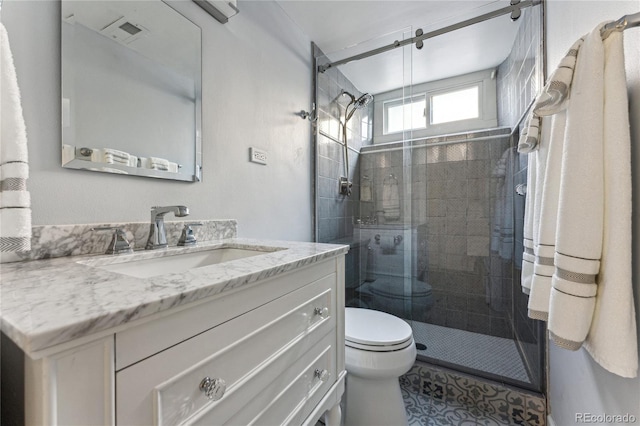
[{"left": 313, "top": 2, "right": 545, "bottom": 392}]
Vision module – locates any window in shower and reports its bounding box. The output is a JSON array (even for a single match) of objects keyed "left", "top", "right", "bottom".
[
  {"left": 373, "top": 69, "right": 497, "bottom": 144},
  {"left": 430, "top": 85, "right": 480, "bottom": 124},
  {"left": 383, "top": 94, "right": 427, "bottom": 134},
  {"left": 382, "top": 83, "right": 483, "bottom": 133}
]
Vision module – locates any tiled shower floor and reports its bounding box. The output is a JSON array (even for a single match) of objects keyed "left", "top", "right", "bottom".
[{"left": 411, "top": 321, "right": 530, "bottom": 383}]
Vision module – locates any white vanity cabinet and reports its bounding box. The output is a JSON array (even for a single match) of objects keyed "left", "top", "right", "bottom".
[{"left": 22, "top": 256, "right": 346, "bottom": 426}]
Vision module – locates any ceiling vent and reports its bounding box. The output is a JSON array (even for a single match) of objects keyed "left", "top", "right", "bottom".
[
  {"left": 101, "top": 17, "right": 149, "bottom": 45},
  {"left": 193, "top": 0, "right": 239, "bottom": 24}
]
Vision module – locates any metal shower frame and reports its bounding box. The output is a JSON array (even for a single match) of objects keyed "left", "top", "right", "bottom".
[{"left": 317, "top": 0, "right": 540, "bottom": 74}]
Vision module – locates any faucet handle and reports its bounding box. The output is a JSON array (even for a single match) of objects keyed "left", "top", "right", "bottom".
[
  {"left": 178, "top": 222, "right": 203, "bottom": 247},
  {"left": 91, "top": 227, "right": 133, "bottom": 255}
]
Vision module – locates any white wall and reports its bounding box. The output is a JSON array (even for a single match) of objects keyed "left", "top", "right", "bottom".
[
  {"left": 1, "top": 0, "right": 314, "bottom": 241},
  {"left": 545, "top": 1, "right": 640, "bottom": 424}
]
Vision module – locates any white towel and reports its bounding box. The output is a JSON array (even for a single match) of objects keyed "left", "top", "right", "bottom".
[
  {"left": 547, "top": 25, "right": 605, "bottom": 352},
  {"left": 517, "top": 38, "right": 583, "bottom": 154},
  {"left": 520, "top": 153, "right": 536, "bottom": 295},
  {"left": 581, "top": 30, "right": 636, "bottom": 378},
  {"left": 527, "top": 112, "right": 565, "bottom": 321},
  {"left": 148, "top": 156, "right": 170, "bottom": 171},
  {"left": 517, "top": 114, "right": 541, "bottom": 153},
  {"left": 521, "top": 23, "right": 636, "bottom": 377},
  {"left": 102, "top": 148, "right": 130, "bottom": 165},
  {"left": 103, "top": 148, "right": 129, "bottom": 159},
  {"left": 382, "top": 175, "right": 399, "bottom": 220},
  {"left": 534, "top": 38, "right": 582, "bottom": 115},
  {"left": 522, "top": 142, "right": 548, "bottom": 296},
  {"left": 520, "top": 34, "right": 583, "bottom": 313},
  {"left": 89, "top": 148, "right": 131, "bottom": 166},
  {"left": 0, "top": 23, "right": 31, "bottom": 253}
]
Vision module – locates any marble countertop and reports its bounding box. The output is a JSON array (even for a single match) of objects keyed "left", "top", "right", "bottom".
[{"left": 0, "top": 238, "right": 348, "bottom": 356}]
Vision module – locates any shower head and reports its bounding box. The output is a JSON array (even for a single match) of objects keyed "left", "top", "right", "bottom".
[
  {"left": 341, "top": 90, "right": 373, "bottom": 110},
  {"left": 343, "top": 91, "right": 373, "bottom": 123},
  {"left": 354, "top": 93, "right": 373, "bottom": 109}
]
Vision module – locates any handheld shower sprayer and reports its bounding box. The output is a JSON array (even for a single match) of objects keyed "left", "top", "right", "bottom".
[{"left": 339, "top": 90, "right": 373, "bottom": 196}]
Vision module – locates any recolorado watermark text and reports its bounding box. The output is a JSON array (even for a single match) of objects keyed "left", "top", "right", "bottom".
[{"left": 576, "top": 413, "right": 637, "bottom": 423}]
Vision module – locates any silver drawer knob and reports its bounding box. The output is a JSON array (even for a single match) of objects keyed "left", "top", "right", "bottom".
[
  {"left": 315, "top": 369, "right": 330, "bottom": 382},
  {"left": 199, "top": 377, "right": 226, "bottom": 401},
  {"left": 314, "top": 307, "right": 329, "bottom": 318}
]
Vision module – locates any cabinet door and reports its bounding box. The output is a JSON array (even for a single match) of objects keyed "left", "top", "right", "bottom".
[
  {"left": 116, "top": 273, "right": 337, "bottom": 425},
  {"left": 25, "top": 336, "right": 115, "bottom": 425}
]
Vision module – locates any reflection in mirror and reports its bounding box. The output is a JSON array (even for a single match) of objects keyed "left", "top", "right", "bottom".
[{"left": 61, "top": 1, "right": 202, "bottom": 182}]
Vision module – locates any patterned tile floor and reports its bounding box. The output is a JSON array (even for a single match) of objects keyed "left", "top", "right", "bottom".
[
  {"left": 317, "top": 372, "right": 544, "bottom": 426},
  {"left": 402, "top": 362, "right": 546, "bottom": 426},
  {"left": 402, "top": 376, "right": 513, "bottom": 425},
  {"left": 411, "top": 322, "right": 530, "bottom": 383}
]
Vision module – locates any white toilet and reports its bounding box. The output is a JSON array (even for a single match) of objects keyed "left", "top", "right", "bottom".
[{"left": 343, "top": 307, "right": 417, "bottom": 426}]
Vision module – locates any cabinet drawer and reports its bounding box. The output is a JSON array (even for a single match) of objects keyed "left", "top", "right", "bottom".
[
  {"left": 115, "top": 260, "right": 336, "bottom": 370},
  {"left": 190, "top": 332, "right": 335, "bottom": 426},
  {"left": 116, "top": 273, "right": 337, "bottom": 425}
]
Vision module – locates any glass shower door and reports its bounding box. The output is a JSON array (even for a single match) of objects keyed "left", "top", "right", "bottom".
[
  {"left": 313, "top": 1, "right": 545, "bottom": 394},
  {"left": 314, "top": 28, "right": 415, "bottom": 320}
]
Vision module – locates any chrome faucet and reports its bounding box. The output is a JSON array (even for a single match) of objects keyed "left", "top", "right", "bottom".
[{"left": 146, "top": 205, "right": 189, "bottom": 249}]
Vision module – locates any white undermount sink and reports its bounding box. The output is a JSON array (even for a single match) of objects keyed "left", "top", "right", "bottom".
[{"left": 87, "top": 246, "right": 279, "bottom": 279}]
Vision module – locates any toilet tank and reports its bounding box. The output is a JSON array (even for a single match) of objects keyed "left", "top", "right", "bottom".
[{"left": 353, "top": 224, "right": 418, "bottom": 279}]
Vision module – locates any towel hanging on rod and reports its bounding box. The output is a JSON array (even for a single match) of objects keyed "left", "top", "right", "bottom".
[{"left": 519, "top": 21, "right": 637, "bottom": 378}]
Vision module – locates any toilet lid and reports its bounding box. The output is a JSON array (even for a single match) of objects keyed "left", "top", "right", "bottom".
[
  {"left": 345, "top": 308, "right": 413, "bottom": 350},
  {"left": 369, "top": 279, "right": 431, "bottom": 298}
]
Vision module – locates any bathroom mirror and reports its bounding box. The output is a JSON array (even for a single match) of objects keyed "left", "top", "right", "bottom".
[{"left": 61, "top": 0, "right": 202, "bottom": 182}]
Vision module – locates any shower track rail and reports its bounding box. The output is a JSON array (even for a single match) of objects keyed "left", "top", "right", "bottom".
[
  {"left": 318, "top": 0, "right": 540, "bottom": 73},
  {"left": 319, "top": 4, "right": 639, "bottom": 73}
]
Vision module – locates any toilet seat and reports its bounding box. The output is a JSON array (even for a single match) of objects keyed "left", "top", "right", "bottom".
[{"left": 345, "top": 308, "right": 414, "bottom": 352}]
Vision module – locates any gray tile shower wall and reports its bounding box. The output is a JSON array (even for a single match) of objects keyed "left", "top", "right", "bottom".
[
  {"left": 315, "top": 47, "right": 374, "bottom": 243},
  {"left": 497, "top": 6, "right": 543, "bottom": 127},
  {"left": 360, "top": 128, "right": 515, "bottom": 339}
]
